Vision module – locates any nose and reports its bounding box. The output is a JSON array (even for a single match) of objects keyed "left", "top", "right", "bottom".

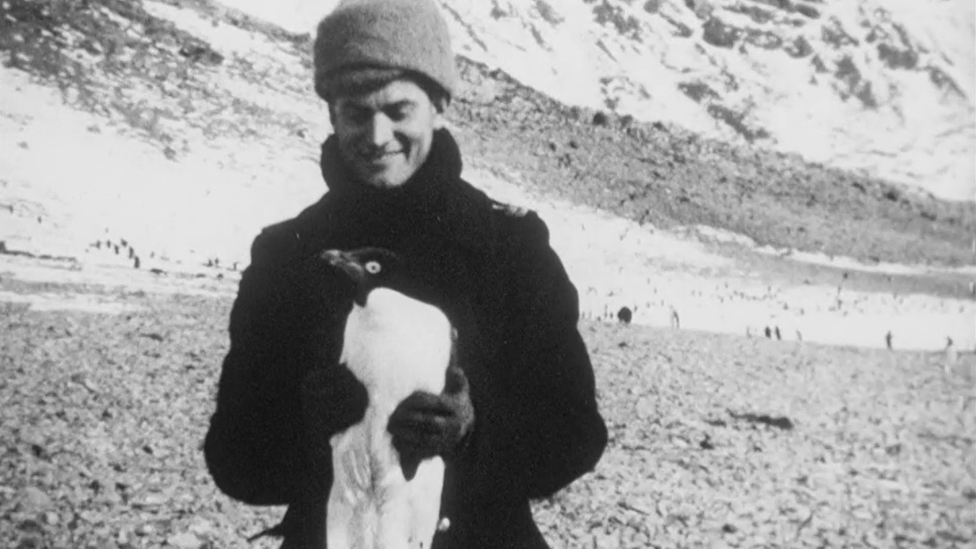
[{"left": 366, "top": 113, "right": 393, "bottom": 148}]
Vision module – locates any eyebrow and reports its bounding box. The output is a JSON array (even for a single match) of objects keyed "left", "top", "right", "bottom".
[{"left": 342, "top": 99, "right": 416, "bottom": 112}]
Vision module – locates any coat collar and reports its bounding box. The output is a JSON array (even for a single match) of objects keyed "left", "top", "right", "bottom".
[
  {"left": 305, "top": 129, "right": 493, "bottom": 253},
  {"left": 319, "top": 128, "right": 463, "bottom": 199}
]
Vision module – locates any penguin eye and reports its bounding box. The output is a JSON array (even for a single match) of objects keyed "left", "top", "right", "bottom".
[{"left": 365, "top": 260, "right": 382, "bottom": 274}]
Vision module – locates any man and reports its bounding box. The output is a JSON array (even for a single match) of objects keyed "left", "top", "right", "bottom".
[{"left": 203, "top": 0, "right": 608, "bottom": 547}]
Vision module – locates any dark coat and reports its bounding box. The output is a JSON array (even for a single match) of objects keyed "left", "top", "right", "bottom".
[{"left": 204, "top": 130, "right": 607, "bottom": 548}]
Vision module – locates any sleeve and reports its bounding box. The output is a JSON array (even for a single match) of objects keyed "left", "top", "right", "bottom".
[
  {"left": 203, "top": 226, "right": 333, "bottom": 505},
  {"left": 459, "top": 212, "right": 608, "bottom": 502}
]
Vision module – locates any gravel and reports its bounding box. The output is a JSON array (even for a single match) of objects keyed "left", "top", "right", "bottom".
[{"left": 1, "top": 282, "right": 973, "bottom": 548}]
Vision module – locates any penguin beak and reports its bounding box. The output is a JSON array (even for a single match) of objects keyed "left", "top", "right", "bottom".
[{"left": 321, "top": 249, "right": 366, "bottom": 285}]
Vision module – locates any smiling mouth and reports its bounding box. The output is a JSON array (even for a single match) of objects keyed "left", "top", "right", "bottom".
[{"left": 361, "top": 150, "right": 403, "bottom": 162}]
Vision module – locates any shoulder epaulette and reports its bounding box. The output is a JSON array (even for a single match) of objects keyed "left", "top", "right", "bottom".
[
  {"left": 490, "top": 200, "right": 530, "bottom": 218},
  {"left": 489, "top": 200, "right": 551, "bottom": 246}
]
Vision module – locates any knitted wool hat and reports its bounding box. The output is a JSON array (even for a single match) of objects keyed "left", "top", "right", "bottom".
[{"left": 313, "top": 0, "right": 457, "bottom": 102}]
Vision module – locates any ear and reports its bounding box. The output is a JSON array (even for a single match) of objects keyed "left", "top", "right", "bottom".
[{"left": 432, "top": 97, "right": 449, "bottom": 129}]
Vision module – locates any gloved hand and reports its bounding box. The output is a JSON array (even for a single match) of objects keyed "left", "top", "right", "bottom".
[
  {"left": 301, "top": 365, "right": 369, "bottom": 457},
  {"left": 387, "top": 365, "right": 475, "bottom": 468}
]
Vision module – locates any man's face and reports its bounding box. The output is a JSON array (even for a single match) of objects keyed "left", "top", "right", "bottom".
[{"left": 330, "top": 79, "right": 444, "bottom": 189}]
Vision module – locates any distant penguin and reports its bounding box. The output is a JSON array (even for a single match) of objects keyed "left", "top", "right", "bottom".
[
  {"left": 617, "top": 306, "right": 632, "bottom": 324},
  {"left": 774, "top": 326, "right": 781, "bottom": 341},
  {"left": 945, "top": 337, "right": 957, "bottom": 375},
  {"left": 320, "top": 248, "right": 452, "bottom": 549},
  {"left": 885, "top": 330, "right": 893, "bottom": 350},
  {"left": 764, "top": 326, "right": 772, "bottom": 339}
]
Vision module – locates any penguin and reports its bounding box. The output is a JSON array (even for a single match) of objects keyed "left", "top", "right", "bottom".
[
  {"left": 319, "top": 247, "right": 452, "bottom": 549},
  {"left": 945, "top": 337, "right": 957, "bottom": 375}
]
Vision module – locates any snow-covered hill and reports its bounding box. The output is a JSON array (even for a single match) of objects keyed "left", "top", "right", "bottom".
[
  {"left": 218, "top": 0, "right": 976, "bottom": 201},
  {"left": 1, "top": 0, "right": 973, "bottom": 352}
]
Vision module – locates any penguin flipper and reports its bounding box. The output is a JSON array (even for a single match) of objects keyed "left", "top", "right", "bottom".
[{"left": 400, "top": 451, "right": 421, "bottom": 481}]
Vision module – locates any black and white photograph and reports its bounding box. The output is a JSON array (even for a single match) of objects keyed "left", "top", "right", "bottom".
[{"left": 1, "top": 0, "right": 973, "bottom": 547}]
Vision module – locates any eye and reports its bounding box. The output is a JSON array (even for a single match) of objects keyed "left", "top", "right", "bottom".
[
  {"left": 365, "top": 261, "right": 382, "bottom": 274},
  {"left": 385, "top": 103, "right": 413, "bottom": 122}
]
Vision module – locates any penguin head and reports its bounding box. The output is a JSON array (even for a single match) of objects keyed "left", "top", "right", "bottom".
[{"left": 321, "top": 247, "right": 428, "bottom": 307}]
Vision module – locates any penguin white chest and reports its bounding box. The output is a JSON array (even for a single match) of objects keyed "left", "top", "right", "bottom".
[{"left": 326, "top": 288, "right": 452, "bottom": 549}]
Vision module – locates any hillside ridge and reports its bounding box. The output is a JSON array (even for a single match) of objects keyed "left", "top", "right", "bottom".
[
  {"left": 209, "top": 0, "right": 976, "bottom": 200},
  {"left": 1, "top": 0, "right": 973, "bottom": 267},
  {"left": 1, "top": 0, "right": 974, "bottom": 351}
]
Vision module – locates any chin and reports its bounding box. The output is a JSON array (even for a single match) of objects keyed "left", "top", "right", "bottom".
[
  {"left": 365, "top": 176, "right": 407, "bottom": 189},
  {"left": 358, "top": 168, "right": 413, "bottom": 189}
]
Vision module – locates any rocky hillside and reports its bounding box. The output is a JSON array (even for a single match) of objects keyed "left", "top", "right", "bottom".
[
  {"left": 221, "top": 0, "right": 976, "bottom": 201},
  {"left": 2, "top": 0, "right": 973, "bottom": 271}
]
